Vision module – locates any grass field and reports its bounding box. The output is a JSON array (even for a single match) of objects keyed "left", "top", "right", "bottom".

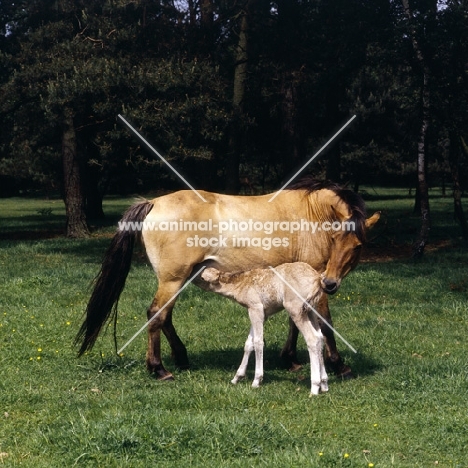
[{"left": 0, "top": 188, "right": 467, "bottom": 467}]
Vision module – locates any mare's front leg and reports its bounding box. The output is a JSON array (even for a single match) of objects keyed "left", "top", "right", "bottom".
[
  {"left": 317, "top": 294, "right": 353, "bottom": 379},
  {"left": 146, "top": 279, "right": 186, "bottom": 380},
  {"left": 232, "top": 328, "right": 254, "bottom": 384},
  {"left": 279, "top": 317, "right": 301, "bottom": 371}
]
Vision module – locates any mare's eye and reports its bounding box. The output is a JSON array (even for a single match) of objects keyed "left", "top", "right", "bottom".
[{"left": 354, "top": 244, "right": 362, "bottom": 251}]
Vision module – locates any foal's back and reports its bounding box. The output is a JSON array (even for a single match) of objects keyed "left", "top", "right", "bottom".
[{"left": 198, "top": 262, "right": 322, "bottom": 314}]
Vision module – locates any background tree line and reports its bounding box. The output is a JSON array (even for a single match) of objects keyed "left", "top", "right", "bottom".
[{"left": 0, "top": 0, "right": 467, "bottom": 251}]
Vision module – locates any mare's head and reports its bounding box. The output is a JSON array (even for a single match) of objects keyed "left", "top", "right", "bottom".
[{"left": 287, "top": 177, "right": 380, "bottom": 295}]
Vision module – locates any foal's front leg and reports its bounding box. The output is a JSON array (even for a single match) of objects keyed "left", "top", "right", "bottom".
[
  {"left": 248, "top": 306, "right": 265, "bottom": 388},
  {"left": 289, "top": 304, "right": 328, "bottom": 395}
]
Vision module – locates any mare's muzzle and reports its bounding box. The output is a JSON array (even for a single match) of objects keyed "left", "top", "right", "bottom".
[{"left": 321, "top": 277, "right": 339, "bottom": 295}]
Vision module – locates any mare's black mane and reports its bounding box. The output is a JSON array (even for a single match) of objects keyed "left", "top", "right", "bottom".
[{"left": 286, "top": 176, "right": 367, "bottom": 241}]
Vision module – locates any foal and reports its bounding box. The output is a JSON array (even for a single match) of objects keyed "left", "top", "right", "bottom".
[{"left": 195, "top": 262, "right": 328, "bottom": 395}]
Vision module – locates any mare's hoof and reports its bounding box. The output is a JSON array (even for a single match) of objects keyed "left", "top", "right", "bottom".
[
  {"left": 171, "top": 352, "right": 190, "bottom": 371},
  {"left": 289, "top": 362, "right": 303, "bottom": 373},
  {"left": 175, "top": 363, "right": 190, "bottom": 371},
  {"left": 156, "top": 372, "right": 174, "bottom": 382},
  {"left": 337, "top": 367, "right": 354, "bottom": 380},
  {"left": 147, "top": 362, "right": 174, "bottom": 381},
  {"left": 325, "top": 359, "right": 354, "bottom": 380}
]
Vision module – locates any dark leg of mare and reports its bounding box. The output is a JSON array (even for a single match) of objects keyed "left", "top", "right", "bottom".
[
  {"left": 280, "top": 317, "right": 301, "bottom": 372},
  {"left": 146, "top": 279, "right": 189, "bottom": 380},
  {"left": 318, "top": 295, "right": 353, "bottom": 379},
  {"left": 280, "top": 295, "right": 353, "bottom": 378},
  {"left": 162, "top": 312, "right": 190, "bottom": 369}
]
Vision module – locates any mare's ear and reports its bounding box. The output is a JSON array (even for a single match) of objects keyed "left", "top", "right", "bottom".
[
  {"left": 201, "top": 268, "right": 221, "bottom": 284},
  {"left": 365, "top": 211, "right": 381, "bottom": 230}
]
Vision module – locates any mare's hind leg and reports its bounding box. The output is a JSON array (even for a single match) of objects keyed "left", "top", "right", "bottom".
[
  {"left": 146, "top": 279, "right": 186, "bottom": 380},
  {"left": 162, "top": 312, "right": 189, "bottom": 370}
]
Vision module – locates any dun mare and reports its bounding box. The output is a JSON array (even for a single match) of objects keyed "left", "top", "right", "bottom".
[{"left": 76, "top": 178, "right": 380, "bottom": 380}]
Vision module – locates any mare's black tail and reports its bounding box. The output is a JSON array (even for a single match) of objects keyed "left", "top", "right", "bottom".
[{"left": 75, "top": 200, "right": 154, "bottom": 356}]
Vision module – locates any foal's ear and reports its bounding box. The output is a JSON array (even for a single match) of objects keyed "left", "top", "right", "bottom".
[
  {"left": 365, "top": 211, "right": 381, "bottom": 230},
  {"left": 201, "top": 268, "right": 221, "bottom": 284}
]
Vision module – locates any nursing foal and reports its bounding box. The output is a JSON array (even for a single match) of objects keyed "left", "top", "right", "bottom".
[{"left": 195, "top": 262, "right": 328, "bottom": 395}]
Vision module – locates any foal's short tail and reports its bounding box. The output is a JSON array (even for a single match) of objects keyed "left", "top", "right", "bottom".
[{"left": 75, "top": 200, "right": 154, "bottom": 356}]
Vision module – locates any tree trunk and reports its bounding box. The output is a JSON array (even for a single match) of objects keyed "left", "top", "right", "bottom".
[
  {"left": 401, "top": 0, "right": 432, "bottom": 258},
  {"left": 281, "top": 71, "right": 306, "bottom": 179},
  {"left": 449, "top": 134, "right": 468, "bottom": 239},
  {"left": 324, "top": 88, "right": 343, "bottom": 182},
  {"left": 413, "top": 79, "right": 431, "bottom": 258},
  {"left": 84, "top": 165, "right": 105, "bottom": 220},
  {"left": 187, "top": 0, "right": 196, "bottom": 26},
  {"left": 200, "top": 0, "right": 213, "bottom": 28},
  {"left": 62, "top": 110, "right": 89, "bottom": 238},
  {"left": 226, "top": 1, "right": 250, "bottom": 194}
]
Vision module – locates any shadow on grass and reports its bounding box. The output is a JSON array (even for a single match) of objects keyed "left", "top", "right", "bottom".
[
  {"left": 79, "top": 345, "right": 383, "bottom": 393},
  {"left": 179, "top": 346, "right": 382, "bottom": 379}
]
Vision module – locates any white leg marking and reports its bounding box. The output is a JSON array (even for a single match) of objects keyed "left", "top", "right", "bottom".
[{"left": 232, "top": 328, "right": 254, "bottom": 384}]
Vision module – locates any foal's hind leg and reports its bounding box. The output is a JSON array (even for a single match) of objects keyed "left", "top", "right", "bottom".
[
  {"left": 232, "top": 328, "right": 254, "bottom": 384},
  {"left": 146, "top": 279, "right": 186, "bottom": 380}
]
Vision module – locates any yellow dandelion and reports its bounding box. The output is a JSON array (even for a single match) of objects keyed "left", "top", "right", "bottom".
[
  {"left": 66, "top": 321, "right": 71, "bottom": 326},
  {"left": 318, "top": 452, "right": 323, "bottom": 456},
  {"left": 344, "top": 453, "right": 349, "bottom": 458},
  {"left": 368, "top": 464, "right": 374, "bottom": 467},
  {"left": 36, "top": 356, "right": 41, "bottom": 360},
  {"left": 37, "top": 348, "right": 42, "bottom": 352},
  {"left": 373, "top": 423, "right": 378, "bottom": 427}
]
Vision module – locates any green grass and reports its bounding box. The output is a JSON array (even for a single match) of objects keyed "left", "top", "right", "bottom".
[{"left": 0, "top": 189, "right": 467, "bottom": 467}]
